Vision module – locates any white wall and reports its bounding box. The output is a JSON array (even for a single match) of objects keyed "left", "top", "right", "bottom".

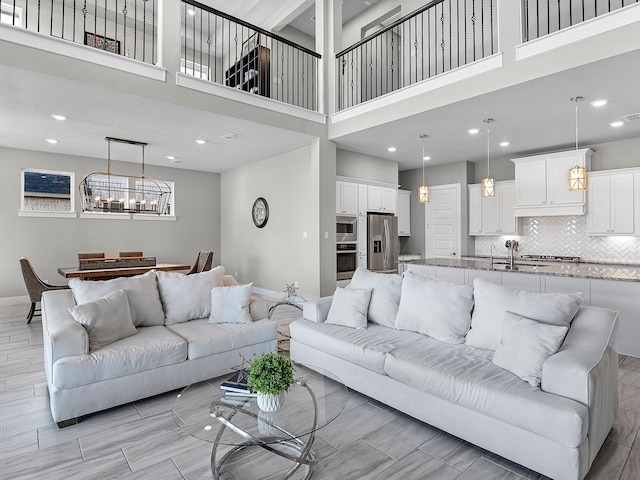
[
  {"left": 336, "top": 149, "right": 398, "bottom": 184},
  {"left": 0, "top": 147, "right": 221, "bottom": 298},
  {"left": 221, "top": 142, "right": 335, "bottom": 296}
]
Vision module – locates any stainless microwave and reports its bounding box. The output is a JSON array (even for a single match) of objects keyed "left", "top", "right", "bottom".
[{"left": 336, "top": 215, "right": 357, "bottom": 243}]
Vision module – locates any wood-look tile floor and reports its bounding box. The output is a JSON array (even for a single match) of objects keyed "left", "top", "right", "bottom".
[{"left": 1, "top": 301, "right": 638, "bottom": 480}]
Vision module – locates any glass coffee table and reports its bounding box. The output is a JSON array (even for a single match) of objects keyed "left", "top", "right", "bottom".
[{"left": 172, "top": 364, "right": 349, "bottom": 480}]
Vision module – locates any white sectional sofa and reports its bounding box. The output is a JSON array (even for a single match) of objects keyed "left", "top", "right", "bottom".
[
  {"left": 41, "top": 267, "right": 277, "bottom": 427},
  {"left": 290, "top": 268, "right": 619, "bottom": 480}
]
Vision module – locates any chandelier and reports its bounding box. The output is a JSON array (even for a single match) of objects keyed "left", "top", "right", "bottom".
[
  {"left": 481, "top": 118, "right": 495, "bottom": 197},
  {"left": 418, "top": 134, "right": 430, "bottom": 203},
  {"left": 80, "top": 137, "right": 172, "bottom": 215},
  {"left": 568, "top": 96, "right": 588, "bottom": 191}
]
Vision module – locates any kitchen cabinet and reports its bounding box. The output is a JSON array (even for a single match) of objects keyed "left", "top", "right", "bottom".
[
  {"left": 468, "top": 181, "right": 519, "bottom": 235},
  {"left": 336, "top": 181, "right": 358, "bottom": 215},
  {"left": 587, "top": 171, "right": 634, "bottom": 235},
  {"left": 358, "top": 184, "right": 368, "bottom": 215},
  {"left": 357, "top": 215, "right": 367, "bottom": 257},
  {"left": 397, "top": 189, "right": 411, "bottom": 236},
  {"left": 512, "top": 148, "right": 592, "bottom": 217},
  {"left": 367, "top": 185, "right": 397, "bottom": 213}
]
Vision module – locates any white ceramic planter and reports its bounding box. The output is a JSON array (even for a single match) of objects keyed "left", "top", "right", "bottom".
[{"left": 257, "top": 391, "right": 284, "bottom": 412}]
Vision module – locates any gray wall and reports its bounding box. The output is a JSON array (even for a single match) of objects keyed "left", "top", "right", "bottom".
[
  {"left": 336, "top": 149, "right": 398, "bottom": 184},
  {"left": 221, "top": 142, "right": 336, "bottom": 297},
  {"left": 1, "top": 147, "right": 221, "bottom": 298},
  {"left": 399, "top": 161, "right": 475, "bottom": 256}
]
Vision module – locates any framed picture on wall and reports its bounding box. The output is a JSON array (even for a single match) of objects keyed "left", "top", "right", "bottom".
[{"left": 84, "top": 32, "right": 121, "bottom": 54}]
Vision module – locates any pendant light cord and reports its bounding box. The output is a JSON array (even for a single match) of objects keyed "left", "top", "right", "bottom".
[
  {"left": 486, "top": 123, "right": 490, "bottom": 177},
  {"left": 575, "top": 98, "right": 579, "bottom": 151}
]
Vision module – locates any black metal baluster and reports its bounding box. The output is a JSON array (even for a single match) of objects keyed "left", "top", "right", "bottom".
[
  {"left": 143, "top": 0, "right": 147, "bottom": 61},
  {"left": 449, "top": 0, "right": 452, "bottom": 71},
  {"left": 103, "top": 0, "right": 107, "bottom": 49},
  {"left": 582, "top": 0, "right": 585, "bottom": 22},
  {"left": 49, "top": 0, "right": 53, "bottom": 35},
  {"left": 214, "top": 14, "right": 217, "bottom": 82},
  {"left": 490, "top": 0, "right": 494, "bottom": 54},
  {"left": 207, "top": 12, "right": 211, "bottom": 81},
  {"left": 199, "top": 9, "right": 203, "bottom": 78},
  {"left": 134, "top": 0, "right": 138, "bottom": 58},
  {"left": 152, "top": 0, "right": 156, "bottom": 64},
  {"left": 38, "top": 0, "right": 41, "bottom": 32}
]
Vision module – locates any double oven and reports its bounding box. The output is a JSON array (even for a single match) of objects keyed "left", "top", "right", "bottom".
[{"left": 336, "top": 215, "right": 358, "bottom": 280}]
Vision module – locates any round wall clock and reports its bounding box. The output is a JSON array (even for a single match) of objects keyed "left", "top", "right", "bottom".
[{"left": 251, "top": 197, "right": 269, "bottom": 228}]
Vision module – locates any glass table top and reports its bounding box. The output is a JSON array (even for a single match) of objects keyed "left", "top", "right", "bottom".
[{"left": 171, "top": 364, "right": 349, "bottom": 447}]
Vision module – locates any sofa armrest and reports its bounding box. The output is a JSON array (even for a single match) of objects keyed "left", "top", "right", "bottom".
[
  {"left": 249, "top": 296, "right": 269, "bottom": 321},
  {"left": 302, "top": 296, "right": 333, "bottom": 323},
  {"left": 542, "top": 306, "right": 618, "bottom": 406},
  {"left": 41, "top": 290, "right": 88, "bottom": 384}
]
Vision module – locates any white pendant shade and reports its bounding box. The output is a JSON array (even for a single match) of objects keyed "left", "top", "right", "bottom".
[
  {"left": 418, "top": 184, "right": 430, "bottom": 203},
  {"left": 481, "top": 176, "right": 495, "bottom": 197},
  {"left": 568, "top": 165, "right": 588, "bottom": 191}
]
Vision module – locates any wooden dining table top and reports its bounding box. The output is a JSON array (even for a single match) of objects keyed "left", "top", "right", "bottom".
[{"left": 58, "top": 263, "right": 191, "bottom": 279}]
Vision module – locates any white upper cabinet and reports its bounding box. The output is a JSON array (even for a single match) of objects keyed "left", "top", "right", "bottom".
[
  {"left": 468, "top": 181, "right": 519, "bottom": 236},
  {"left": 397, "top": 189, "right": 411, "bottom": 236},
  {"left": 587, "top": 170, "right": 634, "bottom": 235},
  {"left": 367, "top": 185, "right": 397, "bottom": 213},
  {"left": 358, "top": 184, "right": 368, "bottom": 215},
  {"left": 336, "top": 181, "right": 358, "bottom": 215},
  {"left": 512, "top": 149, "right": 592, "bottom": 216}
]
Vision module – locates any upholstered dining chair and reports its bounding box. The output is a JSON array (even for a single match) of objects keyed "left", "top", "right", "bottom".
[
  {"left": 188, "top": 251, "right": 214, "bottom": 275},
  {"left": 119, "top": 251, "right": 143, "bottom": 258},
  {"left": 20, "top": 257, "right": 70, "bottom": 324}
]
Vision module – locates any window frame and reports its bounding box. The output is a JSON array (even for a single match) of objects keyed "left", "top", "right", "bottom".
[{"left": 19, "top": 168, "right": 76, "bottom": 218}]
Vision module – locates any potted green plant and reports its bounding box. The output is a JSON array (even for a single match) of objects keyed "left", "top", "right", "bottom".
[{"left": 247, "top": 352, "right": 295, "bottom": 412}]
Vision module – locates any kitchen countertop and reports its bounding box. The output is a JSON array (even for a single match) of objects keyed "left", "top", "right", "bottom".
[{"left": 399, "top": 256, "right": 640, "bottom": 282}]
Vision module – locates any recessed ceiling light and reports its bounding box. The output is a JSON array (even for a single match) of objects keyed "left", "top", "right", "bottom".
[
  {"left": 187, "top": 8, "right": 196, "bottom": 15},
  {"left": 590, "top": 99, "right": 608, "bottom": 107},
  {"left": 51, "top": 114, "right": 67, "bottom": 121},
  {"left": 166, "top": 155, "right": 176, "bottom": 160},
  {"left": 499, "top": 141, "right": 510, "bottom": 147},
  {"left": 195, "top": 139, "right": 206, "bottom": 145},
  {"left": 467, "top": 128, "right": 480, "bottom": 135},
  {"left": 423, "top": 156, "right": 431, "bottom": 161},
  {"left": 610, "top": 121, "right": 624, "bottom": 128},
  {"left": 46, "top": 138, "right": 58, "bottom": 144},
  {"left": 387, "top": 147, "right": 396, "bottom": 152}
]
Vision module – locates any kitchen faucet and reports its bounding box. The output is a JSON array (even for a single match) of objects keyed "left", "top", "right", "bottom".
[
  {"left": 490, "top": 245, "right": 495, "bottom": 267},
  {"left": 505, "top": 240, "right": 520, "bottom": 270}
]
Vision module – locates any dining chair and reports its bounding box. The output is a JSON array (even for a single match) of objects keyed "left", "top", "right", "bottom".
[
  {"left": 119, "top": 251, "right": 143, "bottom": 258},
  {"left": 78, "top": 252, "right": 105, "bottom": 261},
  {"left": 20, "top": 257, "right": 70, "bottom": 324},
  {"left": 188, "top": 251, "right": 214, "bottom": 275}
]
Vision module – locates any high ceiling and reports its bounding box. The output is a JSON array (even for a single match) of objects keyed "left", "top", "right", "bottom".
[{"left": 1, "top": 0, "right": 640, "bottom": 174}]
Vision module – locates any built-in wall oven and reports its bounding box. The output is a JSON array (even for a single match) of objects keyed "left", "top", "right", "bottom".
[
  {"left": 336, "top": 215, "right": 357, "bottom": 243},
  {"left": 336, "top": 243, "right": 357, "bottom": 280}
]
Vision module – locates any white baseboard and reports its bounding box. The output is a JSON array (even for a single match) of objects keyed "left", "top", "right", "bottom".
[{"left": 0, "top": 295, "right": 30, "bottom": 306}]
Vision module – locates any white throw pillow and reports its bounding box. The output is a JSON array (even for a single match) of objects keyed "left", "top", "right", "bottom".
[
  {"left": 325, "top": 287, "right": 372, "bottom": 330},
  {"left": 395, "top": 271, "right": 474, "bottom": 344},
  {"left": 208, "top": 283, "right": 253, "bottom": 324},
  {"left": 349, "top": 267, "right": 402, "bottom": 328},
  {"left": 492, "top": 311, "right": 569, "bottom": 387},
  {"left": 68, "top": 289, "right": 137, "bottom": 351},
  {"left": 69, "top": 270, "right": 164, "bottom": 327},
  {"left": 157, "top": 266, "right": 225, "bottom": 324},
  {"left": 465, "top": 278, "right": 582, "bottom": 351}
]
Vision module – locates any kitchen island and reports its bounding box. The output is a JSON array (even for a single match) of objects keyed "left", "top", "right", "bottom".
[{"left": 399, "top": 256, "right": 640, "bottom": 357}]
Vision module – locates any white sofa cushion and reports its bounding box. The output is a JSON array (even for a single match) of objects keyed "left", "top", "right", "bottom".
[
  {"left": 166, "top": 318, "right": 278, "bottom": 360},
  {"left": 326, "top": 287, "right": 372, "bottom": 330},
  {"left": 68, "top": 289, "right": 137, "bottom": 351},
  {"left": 69, "top": 270, "right": 164, "bottom": 327},
  {"left": 384, "top": 341, "right": 588, "bottom": 448},
  {"left": 289, "top": 319, "right": 427, "bottom": 375},
  {"left": 493, "top": 311, "right": 569, "bottom": 387},
  {"left": 395, "top": 271, "right": 474, "bottom": 344},
  {"left": 157, "top": 266, "right": 225, "bottom": 324},
  {"left": 349, "top": 267, "right": 402, "bottom": 328},
  {"left": 208, "top": 284, "right": 253, "bottom": 325},
  {"left": 465, "top": 278, "right": 582, "bottom": 351},
  {"left": 53, "top": 326, "right": 187, "bottom": 389}
]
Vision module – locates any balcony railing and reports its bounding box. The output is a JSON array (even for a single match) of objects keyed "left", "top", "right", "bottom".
[
  {"left": 181, "top": 0, "right": 321, "bottom": 112},
  {"left": 336, "top": 0, "right": 497, "bottom": 111},
  {"left": 523, "top": 0, "right": 640, "bottom": 41},
  {"left": 0, "top": 0, "right": 157, "bottom": 63}
]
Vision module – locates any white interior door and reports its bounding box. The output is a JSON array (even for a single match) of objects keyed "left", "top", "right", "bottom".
[{"left": 425, "top": 184, "right": 461, "bottom": 258}]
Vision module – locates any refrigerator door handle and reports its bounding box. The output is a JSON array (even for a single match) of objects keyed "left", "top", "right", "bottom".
[{"left": 383, "top": 219, "right": 390, "bottom": 265}]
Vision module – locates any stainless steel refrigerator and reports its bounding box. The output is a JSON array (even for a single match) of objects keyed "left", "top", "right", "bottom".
[{"left": 367, "top": 214, "right": 398, "bottom": 274}]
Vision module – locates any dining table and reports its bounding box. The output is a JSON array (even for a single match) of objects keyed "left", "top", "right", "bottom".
[{"left": 58, "top": 263, "right": 191, "bottom": 279}]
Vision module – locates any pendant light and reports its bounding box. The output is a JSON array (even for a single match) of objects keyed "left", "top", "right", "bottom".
[
  {"left": 418, "top": 134, "right": 430, "bottom": 203},
  {"left": 481, "top": 118, "right": 495, "bottom": 197},
  {"left": 568, "top": 96, "right": 588, "bottom": 191}
]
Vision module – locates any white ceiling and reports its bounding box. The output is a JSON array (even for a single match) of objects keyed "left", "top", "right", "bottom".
[{"left": 1, "top": 1, "right": 640, "bottom": 174}]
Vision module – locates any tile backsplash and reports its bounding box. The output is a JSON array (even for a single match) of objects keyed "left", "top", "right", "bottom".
[{"left": 474, "top": 216, "right": 640, "bottom": 263}]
